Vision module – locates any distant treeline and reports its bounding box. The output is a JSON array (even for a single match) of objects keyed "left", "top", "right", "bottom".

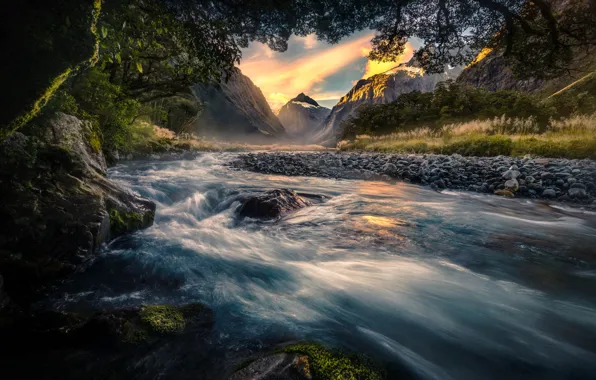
[{"left": 339, "top": 79, "right": 596, "bottom": 140}]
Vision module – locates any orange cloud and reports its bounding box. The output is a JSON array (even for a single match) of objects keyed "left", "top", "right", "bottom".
[
  {"left": 361, "top": 43, "right": 414, "bottom": 79},
  {"left": 239, "top": 35, "right": 415, "bottom": 110},
  {"left": 239, "top": 34, "right": 375, "bottom": 110}
]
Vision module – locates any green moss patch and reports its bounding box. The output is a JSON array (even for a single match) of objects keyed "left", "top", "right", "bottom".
[
  {"left": 109, "top": 208, "right": 145, "bottom": 236},
  {"left": 283, "top": 342, "right": 385, "bottom": 380},
  {"left": 139, "top": 305, "right": 185, "bottom": 334}
]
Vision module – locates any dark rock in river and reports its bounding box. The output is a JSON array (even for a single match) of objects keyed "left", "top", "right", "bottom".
[
  {"left": 0, "top": 302, "right": 214, "bottom": 378},
  {"left": 229, "top": 353, "right": 312, "bottom": 380},
  {"left": 229, "top": 342, "right": 386, "bottom": 380},
  {"left": 0, "top": 113, "right": 156, "bottom": 307},
  {"left": 236, "top": 189, "right": 312, "bottom": 219}
]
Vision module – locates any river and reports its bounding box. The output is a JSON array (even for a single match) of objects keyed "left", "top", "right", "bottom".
[{"left": 49, "top": 153, "right": 596, "bottom": 379}]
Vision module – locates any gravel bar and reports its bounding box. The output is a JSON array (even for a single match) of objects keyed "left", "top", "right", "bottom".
[{"left": 231, "top": 152, "right": 596, "bottom": 205}]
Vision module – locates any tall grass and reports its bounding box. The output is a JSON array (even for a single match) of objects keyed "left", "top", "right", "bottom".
[{"left": 339, "top": 114, "right": 596, "bottom": 159}]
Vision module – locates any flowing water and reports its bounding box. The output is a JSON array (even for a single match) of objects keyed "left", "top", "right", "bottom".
[{"left": 49, "top": 153, "right": 596, "bottom": 379}]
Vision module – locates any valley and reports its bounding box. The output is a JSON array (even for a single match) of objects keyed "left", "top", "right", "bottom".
[{"left": 2, "top": 1, "right": 596, "bottom": 380}]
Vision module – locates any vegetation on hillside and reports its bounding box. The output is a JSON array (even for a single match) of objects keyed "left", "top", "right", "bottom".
[
  {"left": 337, "top": 78, "right": 596, "bottom": 158},
  {"left": 339, "top": 114, "right": 596, "bottom": 158},
  {"left": 3, "top": 0, "right": 596, "bottom": 154}
]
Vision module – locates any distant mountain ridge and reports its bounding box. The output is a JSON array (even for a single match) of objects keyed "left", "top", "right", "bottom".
[
  {"left": 191, "top": 69, "right": 285, "bottom": 142},
  {"left": 276, "top": 93, "right": 330, "bottom": 140},
  {"left": 313, "top": 59, "right": 462, "bottom": 146}
]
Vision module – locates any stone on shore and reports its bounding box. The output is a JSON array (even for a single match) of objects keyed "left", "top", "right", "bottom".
[{"left": 232, "top": 152, "right": 596, "bottom": 204}]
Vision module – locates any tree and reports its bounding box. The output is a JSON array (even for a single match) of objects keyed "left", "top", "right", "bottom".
[{"left": 4, "top": 0, "right": 596, "bottom": 137}]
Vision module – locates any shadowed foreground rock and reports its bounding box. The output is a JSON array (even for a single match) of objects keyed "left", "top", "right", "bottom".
[
  {"left": 229, "top": 342, "right": 387, "bottom": 380},
  {"left": 0, "top": 302, "right": 214, "bottom": 379},
  {"left": 236, "top": 189, "right": 312, "bottom": 218},
  {"left": 0, "top": 113, "right": 155, "bottom": 307}
]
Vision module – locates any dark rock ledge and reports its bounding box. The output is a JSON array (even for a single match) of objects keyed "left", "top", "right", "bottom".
[{"left": 0, "top": 113, "right": 156, "bottom": 309}]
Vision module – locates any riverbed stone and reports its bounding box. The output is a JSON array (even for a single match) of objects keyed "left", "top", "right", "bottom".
[
  {"left": 236, "top": 189, "right": 311, "bottom": 219},
  {"left": 504, "top": 179, "right": 519, "bottom": 192},
  {"left": 569, "top": 187, "right": 588, "bottom": 199},
  {"left": 231, "top": 152, "right": 596, "bottom": 204}
]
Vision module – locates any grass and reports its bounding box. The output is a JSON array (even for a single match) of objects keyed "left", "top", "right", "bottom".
[
  {"left": 128, "top": 121, "right": 332, "bottom": 153},
  {"left": 338, "top": 114, "right": 596, "bottom": 159}
]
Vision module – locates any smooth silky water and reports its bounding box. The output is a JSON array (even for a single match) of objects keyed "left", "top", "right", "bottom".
[{"left": 48, "top": 153, "right": 596, "bottom": 379}]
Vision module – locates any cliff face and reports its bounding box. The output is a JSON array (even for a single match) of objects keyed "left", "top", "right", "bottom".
[
  {"left": 313, "top": 63, "right": 462, "bottom": 146},
  {"left": 191, "top": 69, "right": 285, "bottom": 142},
  {"left": 457, "top": 47, "right": 596, "bottom": 95},
  {"left": 457, "top": 52, "right": 544, "bottom": 92},
  {"left": 276, "top": 93, "right": 330, "bottom": 140}
]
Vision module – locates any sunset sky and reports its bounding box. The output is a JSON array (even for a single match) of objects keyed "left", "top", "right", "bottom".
[{"left": 238, "top": 31, "right": 418, "bottom": 111}]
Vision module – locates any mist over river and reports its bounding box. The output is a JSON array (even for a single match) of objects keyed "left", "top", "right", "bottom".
[{"left": 48, "top": 153, "right": 596, "bottom": 379}]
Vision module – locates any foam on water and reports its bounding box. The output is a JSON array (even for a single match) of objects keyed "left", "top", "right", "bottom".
[{"left": 47, "top": 153, "right": 596, "bottom": 379}]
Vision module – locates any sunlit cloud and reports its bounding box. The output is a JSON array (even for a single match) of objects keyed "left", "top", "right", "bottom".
[
  {"left": 361, "top": 44, "right": 414, "bottom": 79},
  {"left": 239, "top": 33, "right": 416, "bottom": 110},
  {"left": 295, "top": 34, "right": 318, "bottom": 49}
]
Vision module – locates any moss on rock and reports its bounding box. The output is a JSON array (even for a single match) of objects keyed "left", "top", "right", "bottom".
[
  {"left": 139, "top": 305, "right": 186, "bottom": 334},
  {"left": 282, "top": 342, "right": 385, "bottom": 380},
  {"left": 109, "top": 208, "right": 147, "bottom": 236}
]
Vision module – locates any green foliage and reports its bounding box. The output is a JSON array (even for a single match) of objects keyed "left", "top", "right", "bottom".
[
  {"left": 71, "top": 67, "right": 141, "bottom": 152},
  {"left": 139, "top": 305, "right": 185, "bottom": 334},
  {"left": 283, "top": 342, "right": 385, "bottom": 380},
  {"left": 441, "top": 135, "right": 514, "bottom": 156},
  {"left": 339, "top": 80, "right": 593, "bottom": 141}
]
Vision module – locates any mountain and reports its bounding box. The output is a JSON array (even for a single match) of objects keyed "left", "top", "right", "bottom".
[
  {"left": 313, "top": 60, "right": 462, "bottom": 146},
  {"left": 191, "top": 69, "right": 285, "bottom": 142},
  {"left": 276, "top": 93, "right": 331, "bottom": 140},
  {"left": 457, "top": 47, "right": 596, "bottom": 96}
]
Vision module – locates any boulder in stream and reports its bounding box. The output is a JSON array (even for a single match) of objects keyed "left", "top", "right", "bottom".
[
  {"left": 229, "top": 342, "right": 385, "bottom": 380},
  {"left": 236, "top": 189, "right": 312, "bottom": 218}
]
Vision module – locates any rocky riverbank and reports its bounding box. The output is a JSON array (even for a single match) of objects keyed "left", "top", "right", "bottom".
[
  {"left": 232, "top": 152, "right": 596, "bottom": 205},
  {"left": 0, "top": 113, "right": 156, "bottom": 308}
]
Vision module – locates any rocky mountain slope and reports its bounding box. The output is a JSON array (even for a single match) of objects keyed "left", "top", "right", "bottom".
[
  {"left": 456, "top": 47, "right": 596, "bottom": 95},
  {"left": 313, "top": 61, "right": 462, "bottom": 146},
  {"left": 276, "top": 93, "right": 330, "bottom": 140},
  {"left": 191, "top": 69, "right": 285, "bottom": 142}
]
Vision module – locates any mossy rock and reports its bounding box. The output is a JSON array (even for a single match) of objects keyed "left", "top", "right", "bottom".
[
  {"left": 109, "top": 208, "right": 154, "bottom": 237},
  {"left": 139, "top": 305, "right": 186, "bottom": 334},
  {"left": 282, "top": 342, "right": 385, "bottom": 380},
  {"left": 87, "top": 302, "right": 209, "bottom": 344},
  {"left": 231, "top": 342, "right": 386, "bottom": 380}
]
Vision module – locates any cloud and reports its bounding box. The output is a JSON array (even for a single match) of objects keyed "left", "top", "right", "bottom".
[
  {"left": 295, "top": 34, "right": 318, "bottom": 49},
  {"left": 361, "top": 43, "right": 414, "bottom": 79},
  {"left": 239, "top": 33, "right": 416, "bottom": 110},
  {"left": 240, "top": 33, "right": 375, "bottom": 110}
]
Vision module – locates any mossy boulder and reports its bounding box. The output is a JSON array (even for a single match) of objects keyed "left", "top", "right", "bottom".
[
  {"left": 74, "top": 302, "right": 212, "bottom": 346},
  {"left": 230, "top": 342, "right": 385, "bottom": 380},
  {"left": 109, "top": 208, "right": 154, "bottom": 237},
  {"left": 0, "top": 113, "right": 155, "bottom": 307},
  {"left": 0, "top": 302, "right": 213, "bottom": 353}
]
